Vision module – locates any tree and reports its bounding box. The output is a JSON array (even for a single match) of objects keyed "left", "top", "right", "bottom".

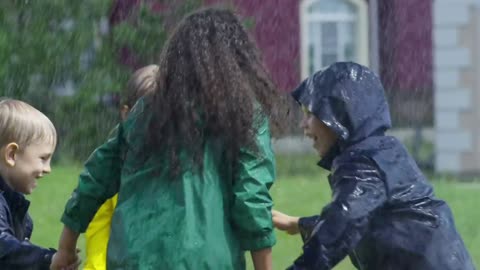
[{"left": 0, "top": 0, "right": 203, "bottom": 161}]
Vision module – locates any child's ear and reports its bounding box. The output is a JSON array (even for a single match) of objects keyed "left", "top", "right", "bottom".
[
  {"left": 120, "top": 105, "right": 130, "bottom": 121},
  {"left": 3, "top": 143, "right": 19, "bottom": 167}
]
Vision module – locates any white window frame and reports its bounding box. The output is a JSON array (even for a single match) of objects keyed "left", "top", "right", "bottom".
[{"left": 300, "top": 0, "right": 369, "bottom": 79}]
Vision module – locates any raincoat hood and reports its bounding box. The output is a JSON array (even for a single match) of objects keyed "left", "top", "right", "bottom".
[{"left": 292, "top": 62, "right": 391, "bottom": 167}]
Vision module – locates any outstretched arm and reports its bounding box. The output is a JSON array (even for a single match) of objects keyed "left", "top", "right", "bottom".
[
  {"left": 50, "top": 226, "right": 80, "bottom": 270},
  {"left": 54, "top": 125, "right": 125, "bottom": 268},
  {"left": 251, "top": 248, "right": 272, "bottom": 270},
  {"left": 231, "top": 117, "right": 276, "bottom": 269},
  {"left": 289, "top": 156, "right": 387, "bottom": 270},
  {"left": 0, "top": 206, "right": 56, "bottom": 270}
]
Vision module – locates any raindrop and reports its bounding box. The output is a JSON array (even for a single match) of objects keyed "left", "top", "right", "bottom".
[{"left": 350, "top": 68, "right": 358, "bottom": 81}]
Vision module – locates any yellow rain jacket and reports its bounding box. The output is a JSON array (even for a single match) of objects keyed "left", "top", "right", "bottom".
[{"left": 84, "top": 195, "right": 117, "bottom": 270}]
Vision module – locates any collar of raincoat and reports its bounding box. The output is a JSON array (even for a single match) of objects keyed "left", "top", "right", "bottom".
[
  {"left": 0, "top": 174, "right": 30, "bottom": 214},
  {"left": 292, "top": 62, "right": 392, "bottom": 170}
]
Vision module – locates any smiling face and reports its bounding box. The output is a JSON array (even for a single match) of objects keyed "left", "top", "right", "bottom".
[
  {"left": 0, "top": 99, "right": 57, "bottom": 194},
  {"left": 300, "top": 106, "right": 338, "bottom": 158},
  {"left": 1, "top": 140, "right": 55, "bottom": 194}
]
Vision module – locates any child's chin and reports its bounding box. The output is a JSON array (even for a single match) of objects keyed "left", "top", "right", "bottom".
[
  {"left": 24, "top": 186, "right": 36, "bottom": 195},
  {"left": 14, "top": 186, "right": 31, "bottom": 195}
]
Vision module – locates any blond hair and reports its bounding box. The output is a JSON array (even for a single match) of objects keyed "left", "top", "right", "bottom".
[
  {"left": 122, "top": 65, "right": 159, "bottom": 108},
  {"left": 0, "top": 98, "right": 57, "bottom": 148}
]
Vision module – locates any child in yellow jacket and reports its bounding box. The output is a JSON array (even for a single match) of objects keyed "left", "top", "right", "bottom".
[{"left": 83, "top": 64, "right": 158, "bottom": 270}]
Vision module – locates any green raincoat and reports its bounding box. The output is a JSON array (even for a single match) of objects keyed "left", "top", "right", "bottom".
[{"left": 61, "top": 100, "right": 276, "bottom": 269}]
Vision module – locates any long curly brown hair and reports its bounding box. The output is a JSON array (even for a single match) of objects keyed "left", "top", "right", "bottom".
[{"left": 145, "top": 8, "right": 286, "bottom": 174}]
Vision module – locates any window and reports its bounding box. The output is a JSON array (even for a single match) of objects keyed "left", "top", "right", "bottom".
[{"left": 300, "top": 0, "right": 368, "bottom": 78}]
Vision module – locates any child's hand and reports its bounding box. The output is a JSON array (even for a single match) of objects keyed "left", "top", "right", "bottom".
[
  {"left": 272, "top": 210, "right": 300, "bottom": 235},
  {"left": 50, "top": 248, "right": 81, "bottom": 270}
]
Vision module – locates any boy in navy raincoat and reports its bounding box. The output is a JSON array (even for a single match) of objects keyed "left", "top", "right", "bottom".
[{"left": 273, "top": 62, "right": 475, "bottom": 270}]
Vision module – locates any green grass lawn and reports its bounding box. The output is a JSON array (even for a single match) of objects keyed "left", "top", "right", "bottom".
[{"left": 28, "top": 164, "right": 479, "bottom": 269}]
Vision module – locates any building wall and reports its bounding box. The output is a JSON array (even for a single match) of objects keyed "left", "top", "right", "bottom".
[
  {"left": 378, "top": 0, "right": 433, "bottom": 126},
  {"left": 378, "top": 0, "right": 433, "bottom": 92},
  {"left": 434, "top": 0, "right": 480, "bottom": 173}
]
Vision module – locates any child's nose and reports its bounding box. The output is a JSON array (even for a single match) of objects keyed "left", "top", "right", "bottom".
[{"left": 43, "top": 163, "right": 51, "bottom": 174}]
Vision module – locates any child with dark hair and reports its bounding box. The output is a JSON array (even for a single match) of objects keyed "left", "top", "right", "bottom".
[
  {"left": 52, "top": 8, "right": 285, "bottom": 270},
  {"left": 273, "top": 62, "right": 474, "bottom": 270}
]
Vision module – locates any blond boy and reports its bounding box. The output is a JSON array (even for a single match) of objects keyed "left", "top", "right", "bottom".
[{"left": 0, "top": 98, "right": 77, "bottom": 269}]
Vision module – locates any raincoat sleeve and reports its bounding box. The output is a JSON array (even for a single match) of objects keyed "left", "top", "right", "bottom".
[
  {"left": 298, "top": 215, "right": 321, "bottom": 242},
  {"left": 290, "top": 156, "right": 387, "bottom": 270},
  {"left": 0, "top": 205, "right": 55, "bottom": 269},
  {"left": 61, "top": 126, "right": 124, "bottom": 233},
  {"left": 231, "top": 118, "right": 276, "bottom": 251}
]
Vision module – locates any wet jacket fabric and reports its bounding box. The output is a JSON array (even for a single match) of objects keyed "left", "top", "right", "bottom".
[
  {"left": 0, "top": 177, "right": 55, "bottom": 270},
  {"left": 84, "top": 194, "right": 117, "bottom": 270},
  {"left": 61, "top": 99, "right": 276, "bottom": 269},
  {"left": 289, "top": 62, "right": 475, "bottom": 270}
]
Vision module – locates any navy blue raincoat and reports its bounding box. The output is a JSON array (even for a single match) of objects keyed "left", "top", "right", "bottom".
[
  {"left": 0, "top": 176, "right": 55, "bottom": 270},
  {"left": 289, "top": 62, "right": 475, "bottom": 270}
]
